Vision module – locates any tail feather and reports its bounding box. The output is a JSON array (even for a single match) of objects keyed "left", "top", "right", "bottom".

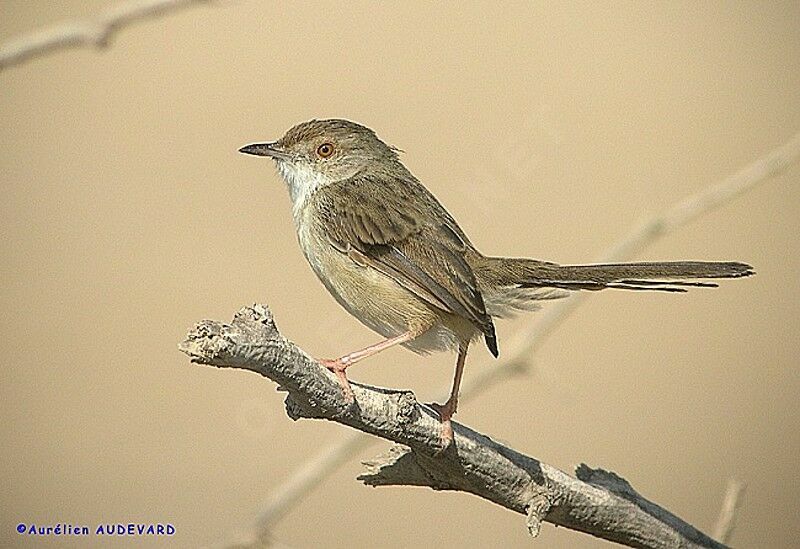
[
  {"left": 477, "top": 258, "right": 754, "bottom": 294},
  {"left": 520, "top": 261, "right": 753, "bottom": 292},
  {"left": 598, "top": 281, "right": 714, "bottom": 293},
  {"left": 474, "top": 256, "right": 753, "bottom": 317}
]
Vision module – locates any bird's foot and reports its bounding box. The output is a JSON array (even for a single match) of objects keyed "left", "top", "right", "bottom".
[
  {"left": 318, "top": 358, "right": 355, "bottom": 405},
  {"left": 429, "top": 402, "right": 456, "bottom": 451}
]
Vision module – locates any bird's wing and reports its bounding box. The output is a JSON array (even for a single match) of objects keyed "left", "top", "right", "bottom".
[{"left": 312, "top": 174, "right": 498, "bottom": 356}]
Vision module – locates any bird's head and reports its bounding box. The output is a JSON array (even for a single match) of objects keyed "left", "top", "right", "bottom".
[{"left": 239, "top": 119, "right": 402, "bottom": 208}]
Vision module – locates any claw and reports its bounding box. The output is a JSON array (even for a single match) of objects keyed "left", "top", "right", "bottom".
[
  {"left": 318, "top": 358, "right": 355, "bottom": 404},
  {"left": 430, "top": 402, "right": 455, "bottom": 450},
  {"left": 439, "top": 419, "right": 454, "bottom": 449}
]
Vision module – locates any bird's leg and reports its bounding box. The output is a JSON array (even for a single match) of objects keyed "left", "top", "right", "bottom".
[
  {"left": 431, "top": 342, "right": 469, "bottom": 449},
  {"left": 318, "top": 329, "right": 419, "bottom": 403}
]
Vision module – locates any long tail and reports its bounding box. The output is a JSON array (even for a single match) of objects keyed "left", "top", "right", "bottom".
[{"left": 479, "top": 258, "right": 754, "bottom": 293}]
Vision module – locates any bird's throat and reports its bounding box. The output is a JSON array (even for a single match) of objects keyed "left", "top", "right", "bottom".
[{"left": 275, "top": 161, "right": 332, "bottom": 219}]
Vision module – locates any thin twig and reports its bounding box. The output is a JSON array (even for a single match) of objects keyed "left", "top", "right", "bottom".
[
  {"left": 713, "top": 479, "right": 746, "bottom": 544},
  {"left": 0, "top": 0, "right": 213, "bottom": 71},
  {"left": 180, "top": 304, "right": 729, "bottom": 548},
  {"left": 254, "top": 430, "right": 371, "bottom": 528},
  {"left": 245, "top": 130, "right": 800, "bottom": 543}
]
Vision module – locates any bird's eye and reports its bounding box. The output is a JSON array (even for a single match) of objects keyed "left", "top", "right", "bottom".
[{"left": 316, "top": 143, "right": 334, "bottom": 158}]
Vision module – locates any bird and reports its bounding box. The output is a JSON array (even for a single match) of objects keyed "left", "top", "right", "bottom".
[{"left": 239, "top": 118, "right": 753, "bottom": 448}]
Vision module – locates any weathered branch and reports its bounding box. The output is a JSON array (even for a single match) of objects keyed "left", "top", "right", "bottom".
[
  {"left": 243, "top": 129, "right": 800, "bottom": 541},
  {"left": 0, "top": 0, "right": 213, "bottom": 71},
  {"left": 180, "top": 304, "right": 728, "bottom": 548}
]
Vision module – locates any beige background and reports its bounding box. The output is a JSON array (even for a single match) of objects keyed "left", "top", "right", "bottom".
[{"left": 2, "top": 1, "right": 799, "bottom": 547}]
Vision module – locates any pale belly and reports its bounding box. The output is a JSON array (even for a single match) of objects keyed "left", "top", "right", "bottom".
[{"left": 294, "top": 216, "right": 471, "bottom": 354}]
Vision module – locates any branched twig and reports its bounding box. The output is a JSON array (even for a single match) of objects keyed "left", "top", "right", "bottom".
[
  {"left": 0, "top": 0, "right": 213, "bottom": 71},
  {"left": 713, "top": 479, "right": 745, "bottom": 544},
  {"left": 180, "top": 304, "right": 729, "bottom": 548},
  {"left": 242, "top": 130, "right": 800, "bottom": 542}
]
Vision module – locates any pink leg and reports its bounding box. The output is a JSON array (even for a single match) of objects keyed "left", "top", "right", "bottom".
[
  {"left": 432, "top": 342, "right": 469, "bottom": 449},
  {"left": 319, "top": 329, "right": 420, "bottom": 403}
]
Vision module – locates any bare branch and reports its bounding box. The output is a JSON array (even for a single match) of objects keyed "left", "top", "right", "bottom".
[
  {"left": 246, "top": 336, "right": 526, "bottom": 537},
  {"left": 713, "top": 479, "right": 746, "bottom": 544},
  {"left": 246, "top": 130, "right": 800, "bottom": 539},
  {"left": 0, "top": 0, "right": 213, "bottom": 71},
  {"left": 180, "top": 304, "right": 728, "bottom": 548}
]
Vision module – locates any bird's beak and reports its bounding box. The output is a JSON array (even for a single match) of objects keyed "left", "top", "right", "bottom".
[{"left": 238, "top": 141, "right": 289, "bottom": 160}]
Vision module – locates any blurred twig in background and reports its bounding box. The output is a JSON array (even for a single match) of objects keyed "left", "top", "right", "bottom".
[
  {"left": 713, "top": 479, "right": 746, "bottom": 544},
  {"left": 0, "top": 0, "right": 213, "bottom": 71},
  {"left": 241, "top": 130, "right": 800, "bottom": 546}
]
